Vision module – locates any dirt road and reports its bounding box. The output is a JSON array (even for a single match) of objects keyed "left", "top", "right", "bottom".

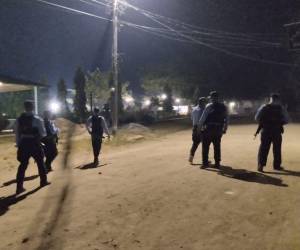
[{"left": 1, "top": 124, "right": 300, "bottom": 250}]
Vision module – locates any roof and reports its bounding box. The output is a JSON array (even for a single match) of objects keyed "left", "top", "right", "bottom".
[{"left": 0, "top": 74, "right": 48, "bottom": 93}]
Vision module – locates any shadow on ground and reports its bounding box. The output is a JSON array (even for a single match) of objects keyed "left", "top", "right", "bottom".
[
  {"left": 0, "top": 187, "right": 41, "bottom": 216},
  {"left": 75, "top": 162, "right": 109, "bottom": 170},
  {"left": 1, "top": 175, "right": 39, "bottom": 188},
  {"left": 264, "top": 169, "right": 300, "bottom": 177},
  {"left": 203, "top": 165, "right": 288, "bottom": 187}
]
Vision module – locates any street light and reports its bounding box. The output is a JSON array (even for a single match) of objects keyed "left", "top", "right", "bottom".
[
  {"left": 161, "top": 94, "right": 167, "bottom": 100},
  {"left": 124, "top": 96, "right": 134, "bottom": 103},
  {"left": 144, "top": 99, "right": 151, "bottom": 106},
  {"left": 229, "top": 101, "right": 236, "bottom": 109}
]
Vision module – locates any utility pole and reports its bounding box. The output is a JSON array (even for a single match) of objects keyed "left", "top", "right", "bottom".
[
  {"left": 90, "top": 92, "right": 93, "bottom": 113},
  {"left": 112, "top": 0, "right": 119, "bottom": 134}
]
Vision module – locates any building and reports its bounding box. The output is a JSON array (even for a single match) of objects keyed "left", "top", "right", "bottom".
[{"left": 0, "top": 74, "right": 48, "bottom": 114}]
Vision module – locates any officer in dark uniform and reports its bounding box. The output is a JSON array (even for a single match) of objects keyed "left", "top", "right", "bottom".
[
  {"left": 42, "top": 110, "right": 59, "bottom": 172},
  {"left": 102, "top": 103, "right": 112, "bottom": 128},
  {"left": 15, "top": 100, "right": 50, "bottom": 195},
  {"left": 86, "top": 108, "right": 110, "bottom": 166},
  {"left": 255, "top": 93, "right": 289, "bottom": 172},
  {"left": 189, "top": 97, "right": 207, "bottom": 164},
  {"left": 198, "top": 91, "right": 228, "bottom": 169}
]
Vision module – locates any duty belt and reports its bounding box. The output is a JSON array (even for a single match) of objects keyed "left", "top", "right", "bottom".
[{"left": 206, "top": 122, "right": 223, "bottom": 126}]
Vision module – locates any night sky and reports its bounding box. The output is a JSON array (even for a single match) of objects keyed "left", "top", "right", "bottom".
[{"left": 0, "top": 0, "right": 299, "bottom": 97}]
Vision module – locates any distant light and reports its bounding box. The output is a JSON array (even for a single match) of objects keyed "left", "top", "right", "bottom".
[
  {"left": 2, "top": 113, "right": 6, "bottom": 116},
  {"left": 175, "top": 98, "right": 181, "bottom": 104},
  {"left": 0, "top": 81, "right": 3, "bottom": 86},
  {"left": 229, "top": 101, "right": 236, "bottom": 109},
  {"left": 161, "top": 94, "right": 167, "bottom": 100},
  {"left": 173, "top": 105, "right": 189, "bottom": 115},
  {"left": 158, "top": 107, "right": 163, "bottom": 111},
  {"left": 144, "top": 99, "right": 151, "bottom": 106},
  {"left": 66, "top": 98, "right": 74, "bottom": 104},
  {"left": 124, "top": 96, "right": 134, "bottom": 103},
  {"left": 49, "top": 100, "right": 61, "bottom": 114},
  {"left": 110, "top": 87, "right": 116, "bottom": 92}
]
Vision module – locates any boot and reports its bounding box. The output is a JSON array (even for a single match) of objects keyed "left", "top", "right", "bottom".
[
  {"left": 188, "top": 155, "right": 194, "bottom": 164},
  {"left": 16, "top": 186, "right": 26, "bottom": 195}
]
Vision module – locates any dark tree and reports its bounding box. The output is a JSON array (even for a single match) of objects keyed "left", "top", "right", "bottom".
[
  {"left": 74, "top": 67, "right": 87, "bottom": 122},
  {"left": 57, "top": 78, "right": 69, "bottom": 115},
  {"left": 163, "top": 84, "right": 174, "bottom": 113}
]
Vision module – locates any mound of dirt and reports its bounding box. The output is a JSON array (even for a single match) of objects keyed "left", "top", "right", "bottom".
[
  {"left": 120, "top": 123, "right": 151, "bottom": 134},
  {"left": 55, "top": 118, "right": 87, "bottom": 139}
]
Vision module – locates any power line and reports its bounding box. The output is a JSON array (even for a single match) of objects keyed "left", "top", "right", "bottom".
[
  {"left": 34, "top": 0, "right": 296, "bottom": 67},
  {"left": 119, "top": 1, "right": 297, "bottom": 67},
  {"left": 125, "top": 22, "right": 283, "bottom": 49},
  {"left": 118, "top": 0, "right": 285, "bottom": 41},
  {"left": 34, "top": 0, "right": 112, "bottom": 22}
]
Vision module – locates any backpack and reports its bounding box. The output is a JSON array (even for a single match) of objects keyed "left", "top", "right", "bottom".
[{"left": 91, "top": 115, "right": 103, "bottom": 136}]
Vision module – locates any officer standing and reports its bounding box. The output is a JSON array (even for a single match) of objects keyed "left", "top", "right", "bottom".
[
  {"left": 15, "top": 100, "right": 50, "bottom": 195},
  {"left": 86, "top": 108, "right": 110, "bottom": 166},
  {"left": 189, "top": 97, "right": 207, "bottom": 164},
  {"left": 255, "top": 93, "right": 289, "bottom": 172},
  {"left": 198, "top": 91, "right": 228, "bottom": 169},
  {"left": 42, "top": 110, "right": 59, "bottom": 173}
]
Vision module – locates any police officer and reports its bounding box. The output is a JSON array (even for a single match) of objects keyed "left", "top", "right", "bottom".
[
  {"left": 189, "top": 97, "right": 207, "bottom": 164},
  {"left": 15, "top": 100, "right": 50, "bottom": 195},
  {"left": 86, "top": 108, "right": 110, "bottom": 166},
  {"left": 42, "top": 110, "right": 59, "bottom": 172},
  {"left": 198, "top": 91, "right": 228, "bottom": 169},
  {"left": 255, "top": 93, "right": 289, "bottom": 172},
  {"left": 102, "top": 103, "right": 112, "bottom": 128}
]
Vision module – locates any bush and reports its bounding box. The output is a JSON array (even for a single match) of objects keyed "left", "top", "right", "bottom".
[{"left": 119, "top": 111, "right": 156, "bottom": 125}]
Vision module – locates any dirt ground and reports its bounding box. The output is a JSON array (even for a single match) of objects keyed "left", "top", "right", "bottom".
[{"left": 1, "top": 124, "right": 300, "bottom": 250}]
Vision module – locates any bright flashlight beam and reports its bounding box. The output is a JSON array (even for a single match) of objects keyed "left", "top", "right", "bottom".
[{"left": 49, "top": 101, "right": 61, "bottom": 114}]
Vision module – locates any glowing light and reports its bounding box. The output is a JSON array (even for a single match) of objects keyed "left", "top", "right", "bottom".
[
  {"left": 110, "top": 87, "right": 116, "bottom": 92},
  {"left": 144, "top": 99, "right": 151, "bottom": 106},
  {"left": 124, "top": 96, "right": 134, "bottom": 103},
  {"left": 0, "top": 81, "right": 3, "bottom": 86},
  {"left": 175, "top": 98, "right": 181, "bottom": 104},
  {"left": 49, "top": 100, "right": 61, "bottom": 114},
  {"left": 173, "top": 105, "right": 189, "bottom": 115},
  {"left": 158, "top": 107, "right": 163, "bottom": 111},
  {"left": 229, "top": 101, "right": 236, "bottom": 109},
  {"left": 161, "top": 94, "right": 167, "bottom": 100}
]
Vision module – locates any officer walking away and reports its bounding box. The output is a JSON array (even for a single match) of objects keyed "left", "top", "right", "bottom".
[
  {"left": 15, "top": 100, "right": 50, "bottom": 195},
  {"left": 198, "top": 91, "right": 228, "bottom": 169},
  {"left": 102, "top": 103, "right": 112, "bottom": 128},
  {"left": 189, "top": 97, "right": 207, "bottom": 164},
  {"left": 255, "top": 93, "right": 289, "bottom": 172},
  {"left": 86, "top": 108, "right": 110, "bottom": 166},
  {"left": 42, "top": 110, "right": 59, "bottom": 173}
]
